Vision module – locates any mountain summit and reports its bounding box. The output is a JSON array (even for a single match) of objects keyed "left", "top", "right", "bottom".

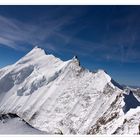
[{"left": 0, "top": 47, "right": 140, "bottom": 134}]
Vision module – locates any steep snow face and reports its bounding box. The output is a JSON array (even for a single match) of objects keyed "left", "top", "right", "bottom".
[
  {"left": 0, "top": 47, "right": 131, "bottom": 134},
  {"left": 0, "top": 47, "right": 64, "bottom": 97},
  {"left": 114, "top": 107, "right": 140, "bottom": 135}
]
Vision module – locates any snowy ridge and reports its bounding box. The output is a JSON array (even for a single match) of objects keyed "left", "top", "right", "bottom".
[
  {"left": 113, "top": 107, "right": 140, "bottom": 134},
  {"left": 0, "top": 47, "right": 139, "bottom": 134}
]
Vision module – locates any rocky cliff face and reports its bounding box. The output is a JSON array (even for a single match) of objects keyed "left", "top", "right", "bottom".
[{"left": 0, "top": 47, "right": 139, "bottom": 135}]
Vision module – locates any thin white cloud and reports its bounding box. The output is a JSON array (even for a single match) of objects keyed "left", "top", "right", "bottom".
[
  {"left": 0, "top": 9, "right": 140, "bottom": 63},
  {"left": 0, "top": 37, "right": 17, "bottom": 49},
  {"left": 0, "top": 14, "right": 76, "bottom": 50}
]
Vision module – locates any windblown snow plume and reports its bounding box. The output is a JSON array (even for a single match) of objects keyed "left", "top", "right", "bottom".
[{"left": 0, "top": 47, "right": 140, "bottom": 135}]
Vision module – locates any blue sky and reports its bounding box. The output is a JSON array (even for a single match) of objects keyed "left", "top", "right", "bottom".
[{"left": 0, "top": 6, "right": 140, "bottom": 86}]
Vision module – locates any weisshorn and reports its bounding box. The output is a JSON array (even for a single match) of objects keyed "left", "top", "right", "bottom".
[{"left": 0, "top": 47, "right": 140, "bottom": 134}]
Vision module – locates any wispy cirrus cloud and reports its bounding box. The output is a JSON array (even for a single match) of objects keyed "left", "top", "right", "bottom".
[
  {"left": 0, "top": 6, "right": 140, "bottom": 64},
  {"left": 0, "top": 36, "right": 17, "bottom": 49},
  {"left": 0, "top": 15, "right": 40, "bottom": 49},
  {"left": 0, "top": 11, "right": 79, "bottom": 51},
  {"left": 0, "top": 6, "right": 90, "bottom": 52}
]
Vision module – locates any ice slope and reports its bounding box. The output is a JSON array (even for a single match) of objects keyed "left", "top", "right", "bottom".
[{"left": 0, "top": 47, "right": 139, "bottom": 134}]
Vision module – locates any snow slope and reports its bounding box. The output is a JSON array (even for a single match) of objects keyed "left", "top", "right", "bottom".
[
  {"left": 0, "top": 114, "right": 45, "bottom": 134},
  {"left": 113, "top": 107, "right": 140, "bottom": 135},
  {"left": 0, "top": 47, "right": 139, "bottom": 135}
]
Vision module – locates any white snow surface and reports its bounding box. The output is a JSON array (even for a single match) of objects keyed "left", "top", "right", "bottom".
[
  {"left": 0, "top": 115, "right": 45, "bottom": 134},
  {"left": 0, "top": 47, "right": 139, "bottom": 135},
  {"left": 113, "top": 107, "right": 140, "bottom": 135}
]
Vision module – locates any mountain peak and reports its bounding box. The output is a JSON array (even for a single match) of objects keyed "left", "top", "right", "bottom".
[
  {"left": 72, "top": 55, "right": 78, "bottom": 60},
  {"left": 24, "top": 46, "right": 47, "bottom": 59},
  {"left": 1, "top": 46, "right": 140, "bottom": 135},
  {"left": 72, "top": 55, "right": 80, "bottom": 66},
  {"left": 28, "top": 46, "right": 46, "bottom": 55},
  {"left": 15, "top": 46, "right": 47, "bottom": 65}
]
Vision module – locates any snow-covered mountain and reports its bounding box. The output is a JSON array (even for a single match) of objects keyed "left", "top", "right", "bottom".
[{"left": 0, "top": 47, "right": 140, "bottom": 135}]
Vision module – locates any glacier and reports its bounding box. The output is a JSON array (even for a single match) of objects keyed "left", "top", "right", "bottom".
[{"left": 0, "top": 46, "right": 140, "bottom": 135}]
